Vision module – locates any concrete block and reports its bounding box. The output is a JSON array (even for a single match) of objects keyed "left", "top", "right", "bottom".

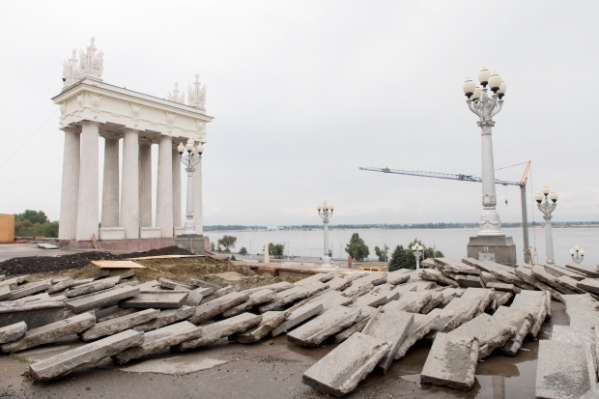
[
  {"left": 189, "top": 292, "right": 249, "bottom": 324},
  {"left": 222, "top": 289, "right": 276, "bottom": 317},
  {"left": 362, "top": 310, "right": 413, "bottom": 374},
  {"left": 0, "top": 300, "right": 65, "bottom": 329},
  {"left": 326, "top": 276, "right": 354, "bottom": 291},
  {"left": 342, "top": 273, "right": 386, "bottom": 296},
  {"left": 134, "top": 305, "right": 195, "bottom": 332},
  {"left": 271, "top": 303, "right": 323, "bottom": 337},
  {"left": 137, "top": 280, "right": 161, "bottom": 292},
  {"left": 421, "top": 333, "right": 479, "bottom": 390},
  {"left": 70, "top": 278, "right": 94, "bottom": 287},
  {"left": 1, "top": 312, "right": 95, "bottom": 353},
  {"left": 119, "top": 291, "right": 189, "bottom": 309},
  {"left": 352, "top": 287, "right": 391, "bottom": 308},
  {"left": 302, "top": 332, "right": 391, "bottom": 397},
  {"left": 115, "top": 321, "right": 202, "bottom": 364},
  {"left": 447, "top": 313, "right": 515, "bottom": 359},
  {"left": 0, "top": 321, "right": 27, "bottom": 344},
  {"left": 234, "top": 311, "right": 289, "bottom": 343},
  {"left": 65, "top": 286, "right": 140, "bottom": 313},
  {"left": 535, "top": 340, "right": 597, "bottom": 399},
  {"left": 494, "top": 291, "right": 513, "bottom": 308},
  {"left": 562, "top": 294, "right": 599, "bottom": 312},
  {"left": 29, "top": 329, "right": 144, "bottom": 382},
  {"left": 82, "top": 308, "right": 160, "bottom": 341},
  {"left": 8, "top": 281, "right": 51, "bottom": 300},
  {"left": 64, "top": 279, "right": 118, "bottom": 298},
  {"left": 178, "top": 313, "right": 262, "bottom": 351},
  {"left": 288, "top": 306, "right": 361, "bottom": 347},
  {"left": 394, "top": 313, "right": 440, "bottom": 360}
]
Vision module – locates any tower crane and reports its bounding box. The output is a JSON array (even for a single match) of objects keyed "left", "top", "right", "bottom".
[{"left": 359, "top": 161, "right": 532, "bottom": 263}]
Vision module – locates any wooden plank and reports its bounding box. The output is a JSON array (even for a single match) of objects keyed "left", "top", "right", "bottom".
[{"left": 91, "top": 260, "right": 145, "bottom": 269}]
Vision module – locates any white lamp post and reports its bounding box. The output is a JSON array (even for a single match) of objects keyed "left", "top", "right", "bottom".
[
  {"left": 317, "top": 200, "right": 334, "bottom": 266},
  {"left": 570, "top": 244, "right": 585, "bottom": 264},
  {"left": 463, "top": 68, "right": 507, "bottom": 236},
  {"left": 411, "top": 244, "right": 424, "bottom": 270},
  {"left": 534, "top": 186, "right": 558, "bottom": 265},
  {"left": 177, "top": 138, "right": 204, "bottom": 235}
]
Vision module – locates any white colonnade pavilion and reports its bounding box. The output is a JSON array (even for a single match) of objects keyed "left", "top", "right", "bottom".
[{"left": 53, "top": 39, "right": 213, "bottom": 244}]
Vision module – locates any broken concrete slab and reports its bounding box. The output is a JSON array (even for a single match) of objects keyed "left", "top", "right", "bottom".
[
  {"left": 0, "top": 300, "right": 65, "bottom": 329},
  {"left": 95, "top": 306, "right": 136, "bottom": 323},
  {"left": 511, "top": 291, "right": 547, "bottom": 337},
  {"left": 565, "top": 263, "right": 599, "bottom": 278},
  {"left": 562, "top": 294, "right": 599, "bottom": 312},
  {"left": 447, "top": 313, "right": 515, "bottom": 359},
  {"left": 242, "top": 281, "right": 293, "bottom": 295},
  {"left": 134, "top": 305, "right": 195, "bottom": 332},
  {"left": 455, "top": 274, "right": 484, "bottom": 288},
  {"left": 222, "top": 289, "right": 276, "bottom": 318},
  {"left": 0, "top": 275, "right": 28, "bottom": 289},
  {"left": 294, "top": 272, "right": 334, "bottom": 286},
  {"left": 0, "top": 321, "right": 27, "bottom": 344},
  {"left": 420, "top": 291, "right": 444, "bottom": 314},
  {"left": 82, "top": 308, "right": 160, "bottom": 341},
  {"left": 535, "top": 339, "right": 597, "bottom": 399},
  {"left": 342, "top": 274, "right": 386, "bottom": 297},
  {"left": 578, "top": 279, "right": 599, "bottom": 295},
  {"left": 515, "top": 267, "right": 562, "bottom": 301},
  {"left": 386, "top": 270, "right": 411, "bottom": 285},
  {"left": 29, "top": 329, "right": 144, "bottom": 382},
  {"left": 493, "top": 306, "right": 533, "bottom": 356},
  {"left": 486, "top": 282, "right": 518, "bottom": 293},
  {"left": 159, "top": 278, "right": 195, "bottom": 290},
  {"left": 201, "top": 286, "right": 241, "bottom": 303},
  {"left": 421, "top": 333, "right": 479, "bottom": 390},
  {"left": 434, "top": 258, "right": 479, "bottom": 275},
  {"left": 189, "top": 292, "right": 249, "bottom": 324},
  {"left": 0, "top": 284, "right": 10, "bottom": 300},
  {"left": 258, "top": 286, "right": 312, "bottom": 312},
  {"left": 566, "top": 309, "right": 599, "bottom": 329},
  {"left": 8, "top": 281, "right": 52, "bottom": 300},
  {"left": 189, "top": 277, "right": 219, "bottom": 289},
  {"left": 234, "top": 310, "right": 290, "bottom": 343},
  {"left": 494, "top": 291, "right": 513, "bottom": 308},
  {"left": 394, "top": 313, "right": 440, "bottom": 360},
  {"left": 137, "top": 280, "right": 161, "bottom": 292},
  {"left": 459, "top": 288, "right": 496, "bottom": 316},
  {"left": 64, "top": 279, "right": 118, "bottom": 298},
  {"left": 557, "top": 275, "right": 587, "bottom": 294},
  {"left": 47, "top": 277, "right": 75, "bottom": 294},
  {"left": 333, "top": 306, "right": 378, "bottom": 344},
  {"left": 1, "top": 312, "right": 95, "bottom": 353},
  {"left": 119, "top": 291, "right": 189, "bottom": 309},
  {"left": 383, "top": 291, "right": 431, "bottom": 313},
  {"left": 178, "top": 313, "right": 262, "bottom": 351},
  {"left": 304, "top": 289, "right": 355, "bottom": 312},
  {"left": 419, "top": 269, "right": 458, "bottom": 287},
  {"left": 362, "top": 309, "right": 413, "bottom": 374},
  {"left": 532, "top": 265, "right": 573, "bottom": 294},
  {"left": 115, "top": 321, "right": 203, "bottom": 364},
  {"left": 65, "top": 286, "right": 139, "bottom": 313},
  {"left": 579, "top": 383, "right": 599, "bottom": 399},
  {"left": 326, "top": 275, "right": 356, "bottom": 291},
  {"left": 543, "top": 263, "right": 586, "bottom": 281},
  {"left": 288, "top": 306, "right": 361, "bottom": 347},
  {"left": 342, "top": 282, "right": 374, "bottom": 298},
  {"left": 271, "top": 302, "right": 324, "bottom": 337},
  {"left": 352, "top": 287, "right": 392, "bottom": 308},
  {"left": 302, "top": 332, "right": 391, "bottom": 397},
  {"left": 182, "top": 288, "right": 205, "bottom": 307}
]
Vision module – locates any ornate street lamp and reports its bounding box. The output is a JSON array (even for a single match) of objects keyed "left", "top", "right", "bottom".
[
  {"left": 463, "top": 67, "right": 507, "bottom": 237},
  {"left": 317, "top": 200, "right": 334, "bottom": 266},
  {"left": 177, "top": 138, "right": 204, "bottom": 235},
  {"left": 570, "top": 244, "right": 585, "bottom": 264},
  {"left": 534, "top": 186, "right": 558, "bottom": 265},
  {"left": 411, "top": 244, "right": 424, "bottom": 270}
]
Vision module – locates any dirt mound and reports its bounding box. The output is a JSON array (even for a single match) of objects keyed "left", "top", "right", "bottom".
[{"left": 0, "top": 246, "right": 192, "bottom": 276}]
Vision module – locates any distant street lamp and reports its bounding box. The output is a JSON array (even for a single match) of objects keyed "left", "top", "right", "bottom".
[
  {"left": 317, "top": 200, "right": 334, "bottom": 266},
  {"left": 463, "top": 67, "right": 507, "bottom": 237},
  {"left": 570, "top": 244, "right": 585, "bottom": 264},
  {"left": 177, "top": 138, "right": 204, "bottom": 235},
  {"left": 412, "top": 244, "right": 424, "bottom": 270},
  {"left": 534, "top": 186, "right": 558, "bottom": 265}
]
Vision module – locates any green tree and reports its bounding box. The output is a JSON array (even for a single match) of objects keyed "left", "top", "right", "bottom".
[
  {"left": 14, "top": 210, "right": 58, "bottom": 237},
  {"left": 345, "top": 233, "right": 369, "bottom": 261},
  {"left": 40, "top": 222, "right": 59, "bottom": 238},
  {"left": 374, "top": 244, "right": 389, "bottom": 262},
  {"left": 210, "top": 242, "right": 216, "bottom": 252},
  {"left": 16, "top": 210, "right": 49, "bottom": 224},
  {"left": 238, "top": 247, "right": 248, "bottom": 255},
  {"left": 388, "top": 245, "right": 407, "bottom": 271},
  {"left": 217, "top": 235, "right": 237, "bottom": 252},
  {"left": 268, "top": 243, "right": 285, "bottom": 258}
]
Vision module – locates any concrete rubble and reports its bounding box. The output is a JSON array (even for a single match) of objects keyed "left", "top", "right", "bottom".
[{"left": 1, "top": 255, "right": 598, "bottom": 396}]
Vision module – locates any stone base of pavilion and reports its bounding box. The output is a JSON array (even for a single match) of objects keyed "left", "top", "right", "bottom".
[
  {"left": 53, "top": 237, "right": 210, "bottom": 253},
  {"left": 174, "top": 234, "right": 206, "bottom": 255},
  {"left": 466, "top": 235, "right": 517, "bottom": 267}
]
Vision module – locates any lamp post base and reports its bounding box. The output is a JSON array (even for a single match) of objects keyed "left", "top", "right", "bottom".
[
  {"left": 467, "top": 235, "right": 517, "bottom": 267},
  {"left": 175, "top": 234, "right": 205, "bottom": 255}
]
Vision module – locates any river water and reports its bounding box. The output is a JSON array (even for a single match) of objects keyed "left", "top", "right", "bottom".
[{"left": 207, "top": 227, "right": 598, "bottom": 266}]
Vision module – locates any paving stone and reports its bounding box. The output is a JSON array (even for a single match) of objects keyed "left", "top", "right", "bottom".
[
  {"left": 115, "top": 321, "right": 202, "bottom": 364},
  {"left": 419, "top": 269, "right": 458, "bottom": 287},
  {"left": 288, "top": 306, "right": 361, "bottom": 347},
  {"left": 65, "top": 286, "right": 139, "bottom": 313},
  {"left": 222, "top": 289, "right": 276, "bottom": 317},
  {"left": 183, "top": 288, "right": 205, "bottom": 307},
  {"left": 189, "top": 292, "right": 249, "bottom": 324},
  {"left": 493, "top": 306, "right": 533, "bottom": 356},
  {"left": 134, "top": 305, "right": 195, "bottom": 332},
  {"left": 455, "top": 275, "right": 484, "bottom": 288},
  {"left": 302, "top": 332, "right": 391, "bottom": 397},
  {"left": 8, "top": 281, "right": 52, "bottom": 300},
  {"left": 1, "top": 312, "right": 95, "bottom": 353},
  {"left": 386, "top": 270, "right": 411, "bottom": 285},
  {"left": 0, "top": 300, "right": 65, "bottom": 329},
  {"left": 178, "top": 313, "right": 262, "bottom": 351},
  {"left": 119, "top": 291, "right": 189, "bottom": 309},
  {"left": 383, "top": 291, "right": 431, "bottom": 313},
  {"left": 82, "top": 308, "right": 160, "bottom": 341},
  {"left": 565, "top": 263, "right": 599, "bottom": 278},
  {"left": 421, "top": 333, "right": 479, "bottom": 390},
  {"left": 271, "top": 302, "right": 324, "bottom": 337},
  {"left": 0, "top": 321, "right": 27, "bottom": 344},
  {"left": 394, "top": 313, "right": 440, "bottom": 360},
  {"left": 543, "top": 263, "right": 586, "bottom": 281},
  {"left": 333, "top": 306, "right": 378, "bottom": 343},
  {"left": 64, "top": 279, "right": 118, "bottom": 298},
  {"left": 234, "top": 311, "right": 290, "bottom": 343},
  {"left": 511, "top": 291, "right": 547, "bottom": 337},
  {"left": 294, "top": 272, "right": 334, "bottom": 286},
  {"left": 578, "top": 279, "right": 599, "bottom": 295},
  {"left": 362, "top": 310, "right": 413, "bottom": 374},
  {"left": 535, "top": 339, "right": 597, "bottom": 399},
  {"left": 447, "top": 313, "right": 515, "bottom": 359},
  {"left": 47, "top": 277, "right": 75, "bottom": 294},
  {"left": 29, "top": 329, "right": 144, "bottom": 382},
  {"left": 515, "top": 267, "right": 562, "bottom": 301}
]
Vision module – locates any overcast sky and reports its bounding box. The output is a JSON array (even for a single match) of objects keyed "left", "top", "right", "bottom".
[{"left": 0, "top": 1, "right": 597, "bottom": 227}]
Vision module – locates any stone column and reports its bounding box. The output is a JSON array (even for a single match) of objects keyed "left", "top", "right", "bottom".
[
  {"left": 101, "top": 137, "right": 120, "bottom": 228},
  {"left": 121, "top": 129, "right": 139, "bottom": 238},
  {"left": 75, "top": 121, "right": 100, "bottom": 241},
  {"left": 172, "top": 147, "right": 182, "bottom": 228},
  {"left": 156, "top": 136, "right": 173, "bottom": 237},
  {"left": 58, "top": 127, "right": 80, "bottom": 240},
  {"left": 193, "top": 157, "right": 203, "bottom": 235},
  {"left": 138, "top": 142, "right": 152, "bottom": 227}
]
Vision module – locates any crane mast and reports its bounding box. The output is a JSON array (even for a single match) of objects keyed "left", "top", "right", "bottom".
[{"left": 360, "top": 163, "right": 531, "bottom": 264}]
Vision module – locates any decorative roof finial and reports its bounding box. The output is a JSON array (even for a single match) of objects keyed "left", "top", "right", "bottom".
[
  {"left": 187, "top": 74, "right": 207, "bottom": 108},
  {"left": 168, "top": 82, "right": 185, "bottom": 103}
]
